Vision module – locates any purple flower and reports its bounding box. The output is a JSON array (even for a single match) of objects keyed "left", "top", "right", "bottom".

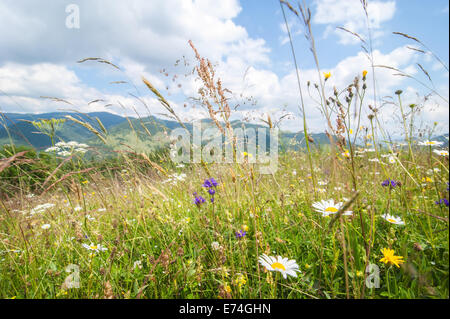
[
  {"left": 209, "top": 178, "right": 218, "bottom": 187},
  {"left": 435, "top": 198, "right": 449, "bottom": 207},
  {"left": 235, "top": 230, "right": 247, "bottom": 239},
  {"left": 208, "top": 188, "right": 216, "bottom": 195},
  {"left": 193, "top": 194, "right": 206, "bottom": 206},
  {"left": 203, "top": 178, "right": 219, "bottom": 188},
  {"left": 381, "top": 179, "right": 400, "bottom": 188}
]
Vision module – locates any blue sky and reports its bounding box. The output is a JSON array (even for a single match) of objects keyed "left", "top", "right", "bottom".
[{"left": 0, "top": 0, "right": 448, "bottom": 135}]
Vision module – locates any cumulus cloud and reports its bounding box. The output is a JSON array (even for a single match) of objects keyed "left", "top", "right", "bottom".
[{"left": 313, "top": 0, "right": 396, "bottom": 45}]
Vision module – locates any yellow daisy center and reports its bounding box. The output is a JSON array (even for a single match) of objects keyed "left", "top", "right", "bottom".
[
  {"left": 271, "top": 262, "right": 286, "bottom": 271},
  {"left": 387, "top": 218, "right": 397, "bottom": 223},
  {"left": 325, "top": 207, "right": 338, "bottom": 213},
  {"left": 90, "top": 245, "right": 98, "bottom": 250}
]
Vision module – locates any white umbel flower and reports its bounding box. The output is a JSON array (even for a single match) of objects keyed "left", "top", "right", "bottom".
[{"left": 258, "top": 254, "right": 300, "bottom": 279}]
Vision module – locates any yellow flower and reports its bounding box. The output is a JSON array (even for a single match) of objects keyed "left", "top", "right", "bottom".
[
  {"left": 422, "top": 177, "right": 433, "bottom": 183},
  {"left": 242, "top": 224, "right": 249, "bottom": 232},
  {"left": 349, "top": 129, "right": 353, "bottom": 134},
  {"left": 224, "top": 284, "right": 232, "bottom": 293},
  {"left": 324, "top": 72, "right": 331, "bottom": 80},
  {"left": 379, "top": 248, "right": 404, "bottom": 268},
  {"left": 342, "top": 151, "right": 350, "bottom": 158},
  {"left": 242, "top": 152, "right": 252, "bottom": 158},
  {"left": 234, "top": 274, "right": 247, "bottom": 288},
  {"left": 82, "top": 180, "right": 89, "bottom": 184},
  {"left": 362, "top": 70, "right": 368, "bottom": 78}
]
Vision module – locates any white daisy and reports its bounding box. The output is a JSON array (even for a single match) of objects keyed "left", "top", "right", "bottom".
[
  {"left": 258, "top": 254, "right": 300, "bottom": 279},
  {"left": 433, "top": 149, "right": 449, "bottom": 157},
  {"left": 312, "top": 199, "right": 342, "bottom": 216},
  {"left": 41, "top": 224, "right": 51, "bottom": 230},
  {"left": 82, "top": 243, "right": 108, "bottom": 253},
  {"left": 418, "top": 140, "right": 444, "bottom": 147},
  {"left": 381, "top": 214, "right": 405, "bottom": 225},
  {"left": 388, "top": 156, "right": 396, "bottom": 164}
]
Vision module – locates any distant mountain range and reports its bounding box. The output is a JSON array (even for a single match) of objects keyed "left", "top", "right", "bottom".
[{"left": 0, "top": 111, "right": 447, "bottom": 153}]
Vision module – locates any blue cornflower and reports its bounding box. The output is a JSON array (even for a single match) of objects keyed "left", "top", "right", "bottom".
[
  {"left": 435, "top": 198, "right": 449, "bottom": 207},
  {"left": 381, "top": 179, "right": 400, "bottom": 188},
  {"left": 235, "top": 230, "right": 247, "bottom": 239}
]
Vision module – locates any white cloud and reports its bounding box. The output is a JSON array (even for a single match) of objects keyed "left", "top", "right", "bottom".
[{"left": 313, "top": 0, "right": 396, "bottom": 45}]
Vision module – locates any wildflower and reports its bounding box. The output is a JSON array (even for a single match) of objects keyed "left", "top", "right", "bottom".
[
  {"left": 258, "top": 254, "right": 300, "bottom": 279},
  {"left": 433, "top": 149, "right": 449, "bottom": 157},
  {"left": 362, "top": 70, "right": 368, "bottom": 78},
  {"left": 379, "top": 248, "right": 405, "bottom": 268},
  {"left": 203, "top": 178, "right": 219, "bottom": 188},
  {"left": 224, "top": 284, "right": 232, "bottom": 294},
  {"left": 242, "top": 224, "right": 249, "bottom": 232},
  {"left": 242, "top": 152, "right": 253, "bottom": 158},
  {"left": 74, "top": 206, "right": 82, "bottom": 212},
  {"left": 324, "top": 72, "right": 331, "bottom": 80},
  {"left": 422, "top": 177, "right": 433, "bottom": 183},
  {"left": 381, "top": 214, "right": 405, "bottom": 225},
  {"left": 312, "top": 199, "right": 351, "bottom": 217},
  {"left": 211, "top": 241, "right": 221, "bottom": 251},
  {"left": 82, "top": 243, "right": 108, "bottom": 253},
  {"left": 418, "top": 140, "right": 444, "bottom": 147},
  {"left": 133, "top": 260, "right": 143, "bottom": 270},
  {"left": 435, "top": 198, "right": 449, "bottom": 207},
  {"left": 381, "top": 179, "right": 400, "bottom": 188},
  {"left": 41, "top": 224, "right": 51, "bottom": 230},
  {"left": 208, "top": 188, "right": 216, "bottom": 195},
  {"left": 342, "top": 151, "right": 350, "bottom": 158},
  {"left": 235, "top": 230, "right": 247, "bottom": 238},
  {"left": 388, "top": 156, "right": 396, "bottom": 164},
  {"left": 234, "top": 274, "right": 247, "bottom": 288},
  {"left": 30, "top": 203, "right": 55, "bottom": 215},
  {"left": 193, "top": 193, "right": 206, "bottom": 206},
  {"left": 369, "top": 158, "right": 380, "bottom": 162}
]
